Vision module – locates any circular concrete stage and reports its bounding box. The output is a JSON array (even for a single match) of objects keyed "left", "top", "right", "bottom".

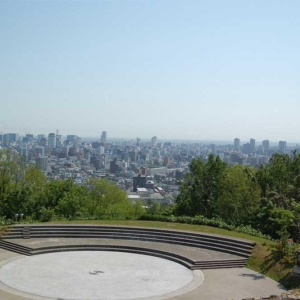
[{"left": 0, "top": 251, "right": 202, "bottom": 300}]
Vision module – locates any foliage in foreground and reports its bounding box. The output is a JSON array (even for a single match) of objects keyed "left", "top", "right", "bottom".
[
  {"left": 0, "top": 149, "right": 145, "bottom": 223},
  {"left": 175, "top": 152, "right": 300, "bottom": 242}
]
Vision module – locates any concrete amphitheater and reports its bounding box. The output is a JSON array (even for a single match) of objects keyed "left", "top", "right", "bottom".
[{"left": 0, "top": 225, "right": 285, "bottom": 300}]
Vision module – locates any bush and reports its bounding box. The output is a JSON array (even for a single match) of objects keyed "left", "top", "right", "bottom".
[
  {"left": 38, "top": 207, "right": 55, "bottom": 222},
  {"left": 139, "top": 214, "right": 273, "bottom": 240}
]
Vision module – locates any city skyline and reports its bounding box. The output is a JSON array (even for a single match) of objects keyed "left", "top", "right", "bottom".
[
  {"left": 1, "top": 1, "right": 300, "bottom": 141},
  {"left": 0, "top": 131, "right": 298, "bottom": 146},
  {"left": 1, "top": 129, "right": 298, "bottom": 185}
]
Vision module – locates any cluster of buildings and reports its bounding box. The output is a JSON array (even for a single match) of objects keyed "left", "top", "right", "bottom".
[
  {"left": 0, "top": 131, "right": 298, "bottom": 206},
  {"left": 230, "top": 138, "right": 293, "bottom": 167}
]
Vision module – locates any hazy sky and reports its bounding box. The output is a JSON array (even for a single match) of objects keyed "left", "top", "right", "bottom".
[{"left": 1, "top": 1, "right": 299, "bottom": 142}]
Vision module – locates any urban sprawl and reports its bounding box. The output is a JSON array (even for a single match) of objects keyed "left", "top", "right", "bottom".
[{"left": 0, "top": 131, "right": 297, "bottom": 207}]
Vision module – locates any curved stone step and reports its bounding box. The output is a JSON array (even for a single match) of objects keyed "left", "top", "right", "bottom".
[
  {"left": 11, "top": 225, "right": 255, "bottom": 247},
  {"left": 0, "top": 241, "right": 31, "bottom": 256},
  {"left": 31, "top": 246, "right": 193, "bottom": 269},
  {"left": 4, "top": 225, "right": 255, "bottom": 261},
  {"left": 20, "top": 229, "right": 253, "bottom": 251},
  {"left": 4, "top": 233, "right": 250, "bottom": 257}
]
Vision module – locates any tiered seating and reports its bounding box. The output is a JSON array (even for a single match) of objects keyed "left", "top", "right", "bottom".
[
  {"left": 0, "top": 225, "right": 255, "bottom": 270},
  {"left": 0, "top": 240, "right": 32, "bottom": 256}
]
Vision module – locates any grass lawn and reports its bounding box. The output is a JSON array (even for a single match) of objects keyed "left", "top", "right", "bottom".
[{"left": 1, "top": 219, "right": 300, "bottom": 289}]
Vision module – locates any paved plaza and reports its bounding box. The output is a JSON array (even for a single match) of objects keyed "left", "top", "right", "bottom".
[
  {"left": 0, "top": 251, "right": 198, "bottom": 300},
  {"left": 0, "top": 248, "right": 286, "bottom": 300}
]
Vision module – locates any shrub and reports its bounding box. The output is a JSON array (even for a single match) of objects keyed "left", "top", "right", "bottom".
[
  {"left": 139, "top": 214, "right": 273, "bottom": 240},
  {"left": 38, "top": 207, "right": 55, "bottom": 222}
]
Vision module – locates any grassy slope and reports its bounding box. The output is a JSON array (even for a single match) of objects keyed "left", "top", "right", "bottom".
[{"left": 1, "top": 219, "right": 300, "bottom": 289}]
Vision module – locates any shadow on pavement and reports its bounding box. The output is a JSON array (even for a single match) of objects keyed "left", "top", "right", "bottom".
[{"left": 239, "top": 273, "right": 266, "bottom": 280}]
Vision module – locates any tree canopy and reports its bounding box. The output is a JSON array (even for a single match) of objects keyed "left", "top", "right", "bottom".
[
  {"left": 175, "top": 152, "right": 300, "bottom": 241},
  {"left": 0, "top": 149, "right": 144, "bottom": 223}
]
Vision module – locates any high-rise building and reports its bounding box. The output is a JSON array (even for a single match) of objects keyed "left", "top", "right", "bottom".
[
  {"left": 66, "top": 135, "right": 77, "bottom": 143},
  {"left": 243, "top": 143, "right": 251, "bottom": 155},
  {"left": 99, "top": 146, "right": 105, "bottom": 154},
  {"left": 210, "top": 144, "right": 216, "bottom": 154},
  {"left": 3, "top": 134, "right": 8, "bottom": 147},
  {"left": 40, "top": 137, "right": 47, "bottom": 147},
  {"left": 26, "top": 134, "right": 34, "bottom": 141},
  {"left": 36, "top": 156, "right": 48, "bottom": 172},
  {"left": 262, "top": 140, "right": 270, "bottom": 152},
  {"left": 234, "top": 138, "right": 240, "bottom": 151},
  {"left": 8, "top": 133, "right": 18, "bottom": 143},
  {"left": 250, "top": 138, "right": 255, "bottom": 152},
  {"left": 37, "top": 134, "right": 45, "bottom": 143},
  {"left": 110, "top": 158, "right": 119, "bottom": 173},
  {"left": 133, "top": 174, "right": 147, "bottom": 192},
  {"left": 56, "top": 135, "right": 63, "bottom": 147},
  {"left": 3, "top": 133, "right": 18, "bottom": 147},
  {"left": 48, "top": 133, "right": 56, "bottom": 148},
  {"left": 101, "top": 131, "right": 107, "bottom": 143},
  {"left": 279, "top": 141, "right": 287, "bottom": 153},
  {"left": 34, "top": 147, "right": 45, "bottom": 157},
  {"left": 129, "top": 150, "right": 137, "bottom": 161},
  {"left": 151, "top": 136, "right": 157, "bottom": 146},
  {"left": 73, "top": 137, "right": 81, "bottom": 148}
]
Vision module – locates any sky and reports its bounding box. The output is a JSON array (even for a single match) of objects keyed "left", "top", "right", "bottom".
[{"left": 0, "top": 0, "right": 300, "bottom": 143}]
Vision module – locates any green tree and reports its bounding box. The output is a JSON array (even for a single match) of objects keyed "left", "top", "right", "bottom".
[
  {"left": 2, "top": 186, "right": 34, "bottom": 219},
  {"left": 216, "top": 165, "right": 261, "bottom": 225},
  {"left": 175, "top": 154, "right": 227, "bottom": 217},
  {"left": 0, "top": 149, "right": 46, "bottom": 219},
  {"left": 0, "top": 149, "right": 25, "bottom": 211},
  {"left": 257, "top": 196, "right": 295, "bottom": 239},
  {"left": 57, "top": 191, "right": 84, "bottom": 218},
  {"left": 131, "top": 200, "right": 145, "bottom": 218},
  {"left": 39, "top": 179, "right": 78, "bottom": 210},
  {"left": 86, "top": 178, "right": 130, "bottom": 218}
]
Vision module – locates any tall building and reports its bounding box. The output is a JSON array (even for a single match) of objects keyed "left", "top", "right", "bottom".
[
  {"left": 2, "top": 134, "right": 8, "bottom": 147},
  {"left": 243, "top": 143, "right": 251, "bottom": 155},
  {"left": 99, "top": 146, "right": 105, "bottom": 154},
  {"left": 210, "top": 144, "right": 216, "bottom": 154},
  {"left": 34, "top": 147, "right": 45, "bottom": 157},
  {"left": 129, "top": 150, "right": 137, "bottom": 161},
  {"left": 250, "top": 138, "right": 255, "bottom": 152},
  {"left": 133, "top": 174, "right": 147, "bottom": 192},
  {"left": 3, "top": 133, "right": 18, "bottom": 147},
  {"left": 110, "top": 158, "right": 119, "bottom": 173},
  {"left": 234, "top": 138, "right": 240, "bottom": 151},
  {"left": 151, "top": 136, "right": 157, "bottom": 146},
  {"left": 262, "top": 140, "right": 270, "bottom": 152},
  {"left": 101, "top": 131, "right": 107, "bottom": 143},
  {"left": 36, "top": 156, "right": 48, "bottom": 172},
  {"left": 40, "top": 137, "right": 47, "bottom": 147},
  {"left": 279, "top": 141, "right": 287, "bottom": 153},
  {"left": 48, "top": 133, "right": 56, "bottom": 148},
  {"left": 26, "top": 134, "right": 34, "bottom": 141},
  {"left": 66, "top": 135, "right": 77, "bottom": 143},
  {"left": 8, "top": 133, "right": 18, "bottom": 143},
  {"left": 56, "top": 135, "right": 63, "bottom": 147},
  {"left": 73, "top": 137, "right": 81, "bottom": 148},
  {"left": 37, "top": 134, "right": 45, "bottom": 143}
]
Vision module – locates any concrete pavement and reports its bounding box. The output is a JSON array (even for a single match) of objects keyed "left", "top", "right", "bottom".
[{"left": 0, "top": 248, "right": 286, "bottom": 300}]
